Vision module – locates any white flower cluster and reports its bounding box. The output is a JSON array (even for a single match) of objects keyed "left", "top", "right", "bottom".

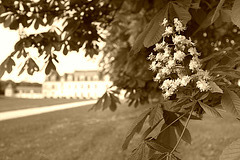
[{"left": 148, "top": 18, "right": 211, "bottom": 98}]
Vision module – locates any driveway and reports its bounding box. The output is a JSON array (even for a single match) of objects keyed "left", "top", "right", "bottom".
[{"left": 0, "top": 100, "right": 96, "bottom": 121}]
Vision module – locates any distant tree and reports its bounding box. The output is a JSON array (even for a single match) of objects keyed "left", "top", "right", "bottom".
[
  {"left": 1, "top": 0, "right": 240, "bottom": 159},
  {"left": 0, "top": 80, "right": 8, "bottom": 94}
]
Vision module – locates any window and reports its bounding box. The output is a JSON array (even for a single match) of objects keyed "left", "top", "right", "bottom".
[{"left": 93, "top": 75, "right": 98, "bottom": 81}]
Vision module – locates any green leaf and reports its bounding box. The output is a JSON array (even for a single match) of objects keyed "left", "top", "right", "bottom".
[
  {"left": 163, "top": 110, "right": 180, "bottom": 126},
  {"left": 18, "top": 61, "right": 27, "bottom": 76},
  {"left": 90, "top": 97, "right": 103, "bottom": 111},
  {"left": 109, "top": 94, "right": 117, "bottom": 111},
  {"left": 171, "top": 1, "right": 192, "bottom": 25},
  {"left": 9, "top": 19, "right": 19, "bottom": 29},
  {"left": 221, "top": 89, "right": 240, "bottom": 118},
  {"left": 4, "top": 15, "right": 13, "bottom": 28},
  {"left": 102, "top": 93, "right": 111, "bottom": 110},
  {"left": 145, "top": 139, "right": 172, "bottom": 153},
  {"left": 195, "top": 8, "right": 220, "bottom": 33},
  {"left": 0, "top": 5, "right": 6, "bottom": 14},
  {"left": 27, "top": 58, "right": 40, "bottom": 75},
  {"left": 142, "top": 120, "right": 162, "bottom": 140},
  {"left": 209, "top": 81, "right": 223, "bottom": 93},
  {"left": 220, "top": 139, "right": 240, "bottom": 160},
  {"left": 149, "top": 105, "right": 163, "bottom": 127},
  {"left": 198, "top": 101, "right": 222, "bottom": 118},
  {"left": 211, "top": 0, "right": 225, "bottom": 24},
  {"left": 63, "top": 45, "right": 68, "bottom": 55},
  {"left": 122, "top": 109, "right": 151, "bottom": 150},
  {"left": 6, "top": 58, "right": 15, "bottom": 73},
  {"left": 34, "top": 19, "right": 40, "bottom": 30},
  {"left": 45, "top": 59, "right": 56, "bottom": 75},
  {"left": 231, "top": 0, "right": 240, "bottom": 28},
  {"left": 156, "top": 123, "right": 178, "bottom": 149},
  {"left": 220, "top": 9, "right": 232, "bottom": 22},
  {"left": 143, "top": 4, "right": 169, "bottom": 48},
  {"left": 0, "top": 62, "right": 6, "bottom": 78},
  {"left": 142, "top": 1, "right": 191, "bottom": 48},
  {"left": 175, "top": 121, "right": 191, "bottom": 144},
  {"left": 128, "top": 143, "right": 147, "bottom": 160}
]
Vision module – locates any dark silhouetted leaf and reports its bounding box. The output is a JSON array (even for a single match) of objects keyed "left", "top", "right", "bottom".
[
  {"left": 45, "top": 59, "right": 56, "bottom": 75},
  {"left": 221, "top": 89, "right": 240, "bottom": 118},
  {"left": 102, "top": 93, "right": 111, "bottom": 110},
  {"left": 9, "top": 19, "right": 19, "bottom": 29},
  {"left": 122, "top": 109, "right": 151, "bottom": 150},
  {"left": 220, "top": 139, "right": 240, "bottom": 160},
  {"left": 0, "top": 62, "right": 6, "bottom": 78},
  {"left": 63, "top": 45, "right": 68, "bottom": 55},
  {"left": 27, "top": 58, "right": 39, "bottom": 75},
  {"left": 198, "top": 101, "right": 222, "bottom": 118},
  {"left": 6, "top": 58, "right": 15, "bottom": 73},
  {"left": 109, "top": 95, "right": 117, "bottom": 111}
]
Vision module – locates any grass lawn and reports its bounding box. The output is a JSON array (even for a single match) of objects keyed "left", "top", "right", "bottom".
[
  {"left": 0, "top": 103, "right": 240, "bottom": 160},
  {"left": 0, "top": 96, "right": 87, "bottom": 112}
]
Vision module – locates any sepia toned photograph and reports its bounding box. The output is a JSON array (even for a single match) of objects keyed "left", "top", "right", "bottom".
[{"left": 0, "top": 0, "right": 240, "bottom": 160}]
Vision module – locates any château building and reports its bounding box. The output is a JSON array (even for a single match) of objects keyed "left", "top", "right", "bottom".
[{"left": 42, "top": 70, "right": 112, "bottom": 99}]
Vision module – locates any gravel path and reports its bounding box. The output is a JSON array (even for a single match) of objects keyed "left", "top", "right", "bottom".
[{"left": 0, "top": 100, "right": 96, "bottom": 121}]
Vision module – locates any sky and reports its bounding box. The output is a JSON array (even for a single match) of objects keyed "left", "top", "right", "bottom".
[{"left": 0, "top": 24, "right": 101, "bottom": 83}]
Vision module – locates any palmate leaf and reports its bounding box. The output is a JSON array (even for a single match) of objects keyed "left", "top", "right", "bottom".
[
  {"left": 149, "top": 105, "right": 163, "bottom": 127},
  {"left": 128, "top": 143, "right": 147, "bottom": 160},
  {"left": 175, "top": 121, "right": 191, "bottom": 144},
  {"left": 130, "top": 1, "right": 191, "bottom": 53},
  {"left": 156, "top": 123, "right": 178, "bottom": 149},
  {"left": 122, "top": 109, "right": 151, "bottom": 150},
  {"left": 90, "top": 91, "right": 120, "bottom": 111},
  {"left": 211, "top": 0, "right": 225, "bottom": 24},
  {"left": 143, "top": 4, "right": 169, "bottom": 48},
  {"left": 231, "top": 0, "right": 240, "bottom": 28},
  {"left": 145, "top": 139, "right": 172, "bottom": 153},
  {"left": 198, "top": 101, "right": 222, "bottom": 118},
  {"left": 220, "top": 139, "right": 240, "bottom": 160},
  {"left": 221, "top": 89, "right": 240, "bottom": 118},
  {"left": 143, "top": 1, "right": 191, "bottom": 48}
]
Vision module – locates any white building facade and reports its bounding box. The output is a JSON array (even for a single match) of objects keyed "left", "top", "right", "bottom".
[{"left": 42, "top": 70, "right": 112, "bottom": 99}]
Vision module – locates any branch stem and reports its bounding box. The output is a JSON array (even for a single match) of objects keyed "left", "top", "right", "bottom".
[
  {"left": 170, "top": 106, "right": 195, "bottom": 154},
  {"left": 157, "top": 112, "right": 187, "bottom": 136}
]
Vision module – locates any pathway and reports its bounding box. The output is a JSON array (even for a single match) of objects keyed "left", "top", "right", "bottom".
[{"left": 0, "top": 100, "right": 96, "bottom": 121}]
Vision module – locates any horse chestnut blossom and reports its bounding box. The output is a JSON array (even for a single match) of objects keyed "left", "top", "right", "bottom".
[{"left": 148, "top": 18, "right": 212, "bottom": 98}]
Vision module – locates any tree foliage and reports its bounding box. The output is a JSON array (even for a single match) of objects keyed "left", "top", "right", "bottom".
[{"left": 1, "top": 0, "right": 240, "bottom": 159}]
